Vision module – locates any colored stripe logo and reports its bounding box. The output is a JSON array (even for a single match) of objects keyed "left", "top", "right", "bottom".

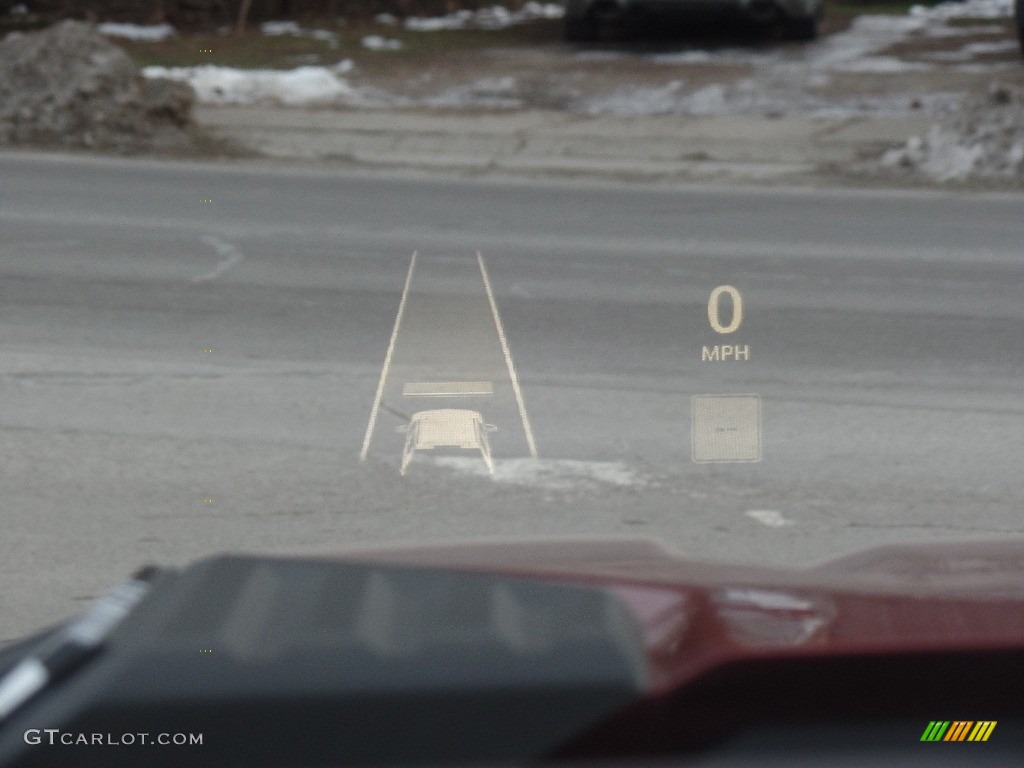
[{"left": 921, "top": 721, "right": 996, "bottom": 742}]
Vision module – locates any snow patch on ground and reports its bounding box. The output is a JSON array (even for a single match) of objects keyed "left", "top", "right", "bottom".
[
  {"left": 651, "top": 50, "right": 714, "bottom": 64},
  {"left": 260, "top": 21, "right": 303, "bottom": 36},
  {"left": 97, "top": 22, "right": 176, "bottom": 42},
  {"left": 361, "top": 35, "right": 403, "bottom": 51},
  {"left": 829, "top": 56, "right": 933, "bottom": 74},
  {"left": 806, "top": 13, "right": 928, "bottom": 71},
  {"left": 430, "top": 457, "right": 645, "bottom": 490},
  {"left": 143, "top": 63, "right": 359, "bottom": 106},
  {"left": 405, "top": 2, "right": 564, "bottom": 31},
  {"left": 259, "top": 20, "right": 340, "bottom": 47},
  {"left": 922, "top": 39, "right": 1020, "bottom": 60},
  {"left": 909, "top": 0, "right": 1014, "bottom": 20},
  {"left": 581, "top": 80, "right": 686, "bottom": 115},
  {"left": 921, "top": 22, "right": 1005, "bottom": 37},
  {"left": 423, "top": 76, "right": 523, "bottom": 108},
  {"left": 746, "top": 510, "right": 795, "bottom": 527},
  {"left": 578, "top": 75, "right": 962, "bottom": 118}
]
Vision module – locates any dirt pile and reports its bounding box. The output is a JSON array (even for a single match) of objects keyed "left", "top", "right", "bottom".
[
  {"left": 880, "top": 82, "right": 1024, "bottom": 183},
  {"left": 0, "top": 20, "right": 198, "bottom": 152}
]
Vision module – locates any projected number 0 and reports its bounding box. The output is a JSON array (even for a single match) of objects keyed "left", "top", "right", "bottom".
[
  {"left": 707, "top": 285, "right": 743, "bottom": 334},
  {"left": 694, "top": 284, "right": 758, "bottom": 463}
]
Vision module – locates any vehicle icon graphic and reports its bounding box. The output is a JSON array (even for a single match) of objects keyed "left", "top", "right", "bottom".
[{"left": 397, "top": 409, "right": 498, "bottom": 475}]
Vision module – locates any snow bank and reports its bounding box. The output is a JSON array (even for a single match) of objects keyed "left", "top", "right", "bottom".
[
  {"left": 881, "top": 83, "right": 1024, "bottom": 181},
  {"left": 0, "top": 21, "right": 196, "bottom": 151}
]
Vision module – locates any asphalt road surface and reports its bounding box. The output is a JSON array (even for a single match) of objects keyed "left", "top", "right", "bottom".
[{"left": 2, "top": 152, "right": 1023, "bottom": 643}]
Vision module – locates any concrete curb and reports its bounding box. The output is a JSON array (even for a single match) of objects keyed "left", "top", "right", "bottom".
[{"left": 194, "top": 105, "right": 935, "bottom": 183}]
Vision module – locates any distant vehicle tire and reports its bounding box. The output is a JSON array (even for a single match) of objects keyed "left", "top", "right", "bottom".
[
  {"left": 564, "top": 15, "right": 600, "bottom": 41},
  {"left": 784, "top": 15, "right": 819, "bottom": 41}
]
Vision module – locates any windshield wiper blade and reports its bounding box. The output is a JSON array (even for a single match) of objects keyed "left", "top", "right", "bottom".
[{"left": 0, "top": 566, "right": 158, "bottom": 722}]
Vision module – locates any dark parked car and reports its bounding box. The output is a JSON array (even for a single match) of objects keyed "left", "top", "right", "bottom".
[
  {"left": 564, "top": 0, "right": 824, "bottom": 41},
  {"left": 1017, "top": 0, "right": 1023, "bottom": 56}
]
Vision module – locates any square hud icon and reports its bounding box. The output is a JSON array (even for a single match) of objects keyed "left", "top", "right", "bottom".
[{"left": 692, "top": 394, "right": 761, "bottom": 463}]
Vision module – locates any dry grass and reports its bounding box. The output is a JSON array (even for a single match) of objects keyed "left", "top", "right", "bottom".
[{"left": 116, "top": 18, "right": 564, "bottom": 71}]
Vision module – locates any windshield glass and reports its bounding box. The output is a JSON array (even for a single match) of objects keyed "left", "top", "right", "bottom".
[{"left": 0, "top": 0, "right": 1022, "bottom": 652}]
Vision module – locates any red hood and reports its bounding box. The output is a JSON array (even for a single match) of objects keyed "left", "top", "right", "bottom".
[{"left": 344, "top": 538, "right": 1024, "bottom": 696}]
